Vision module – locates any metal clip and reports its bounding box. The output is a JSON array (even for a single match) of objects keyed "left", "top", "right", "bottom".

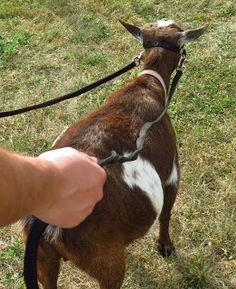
[
  {"left": 177, "top": 48, "right": 187, "bottom": 72},
  {"left": 133, "top": 52, "right": 143, "bottom": 67}
]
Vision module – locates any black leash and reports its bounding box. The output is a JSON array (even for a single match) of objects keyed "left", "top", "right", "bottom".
[
  {"left": 23, "top": 46, "right": 186, "bottom": 289},
  {"left": 22, "top": 58, "right": 140, "bottom": 289},
  {"left": 23, "top": 154, "right": 136, "bottom": 289},
  {"left": 168, "top": 49, "right": 186, "bottom": 102},
  {"left": 0, "top": 41, "right": 182, "bottom": 119},
  {"left": 0, "top": 59, "right": 140, "bottom": 118},
  {"left": 23, "top": 154, "right": 139, "bottom": 289},
  {"left": 23, "top": 219, "right": 48, "bottom": 289}
]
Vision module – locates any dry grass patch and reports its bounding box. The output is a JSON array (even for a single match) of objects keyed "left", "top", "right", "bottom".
[{"left": 0, "top": 0, "right": 235, "bottom": 288}]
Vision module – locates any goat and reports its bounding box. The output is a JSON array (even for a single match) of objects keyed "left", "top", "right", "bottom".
[{"left": 22, "top": 19, "right": 206, "bottom": 289}]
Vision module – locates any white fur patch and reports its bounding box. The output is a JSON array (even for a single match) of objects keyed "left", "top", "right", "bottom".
[
  {"left": 19, "top": 218, "right": 62, "bottom": 243},
  {"left": 44, "top": 226, "right": 62, "bottom": 242},
  {"left": 166, "top": 162, "right": 178, "bottom": 186},
  {"left": 122, "top": 155, "right": 164, "bottom": 217},
  {"left": 156, "top": 19, "right": 175, "bottom": 28}
]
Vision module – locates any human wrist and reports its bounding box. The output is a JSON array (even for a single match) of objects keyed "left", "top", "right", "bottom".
[
  {"left": 0, "top": 150, "right": 61, "bottom": 225},
  {"left": 26, "top": 157, "right": 61, "bottom": 217}
]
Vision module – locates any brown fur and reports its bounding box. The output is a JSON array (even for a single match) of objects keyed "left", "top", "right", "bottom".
[{"left": 22, "top": 21, "right": 205, "bottom": 289}]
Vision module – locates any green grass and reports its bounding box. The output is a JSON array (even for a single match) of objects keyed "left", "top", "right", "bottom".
[{"left": 0, "top": 0, "right": 235, "bottom": 288}]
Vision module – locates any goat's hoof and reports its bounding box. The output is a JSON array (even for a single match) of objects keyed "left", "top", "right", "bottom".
[{"left": 157, "top": 243, "right": 175, "bottom": 258}]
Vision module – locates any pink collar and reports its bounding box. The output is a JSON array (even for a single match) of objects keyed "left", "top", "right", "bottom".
[{"left": 138, "top": 70, "right": 167, "bottom": 103}]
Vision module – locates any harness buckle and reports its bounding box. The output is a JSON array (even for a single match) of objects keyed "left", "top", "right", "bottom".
[
  {"left": 133, "top": 52, "right": 143, "bottom": 66},
  {"left": 177, "top": 48, "right": 187, "bottom": 72}
]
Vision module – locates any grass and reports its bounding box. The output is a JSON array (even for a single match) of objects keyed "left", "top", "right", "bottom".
[{"left": 0, "top": 0, "right": 235, "bottom": 288}]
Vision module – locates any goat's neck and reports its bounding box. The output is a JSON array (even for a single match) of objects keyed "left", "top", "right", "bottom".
[{"left": 143, "top": 49, "right": 180, "bottom": 91}]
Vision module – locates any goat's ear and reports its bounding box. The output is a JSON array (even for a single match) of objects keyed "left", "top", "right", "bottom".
[
  {"left": 178, "top": 26, "right": 207, "bottom": 46},
  {"left": 119, "top": 20, "right": 143, "bottom": 43}
]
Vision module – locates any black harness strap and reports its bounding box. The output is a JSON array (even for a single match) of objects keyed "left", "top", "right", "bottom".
[{"left": 144, "top": 40, "right": 181, "bottom": 54}]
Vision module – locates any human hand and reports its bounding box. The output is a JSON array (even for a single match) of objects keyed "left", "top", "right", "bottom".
[{"left": 32, "top": 147, "right": 106, "bottom": 228}]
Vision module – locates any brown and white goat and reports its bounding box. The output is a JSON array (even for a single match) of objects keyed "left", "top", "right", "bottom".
[{"left": 22, "top": 20, "right": 205, "bottom": 289}]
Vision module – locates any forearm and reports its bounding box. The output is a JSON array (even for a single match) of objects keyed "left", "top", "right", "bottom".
[
  {"left": 0, "top": 148, "right": 57, "bottom": 226},
  {"left": 0, "top": 147, "right": 106, "bottom": 228}
]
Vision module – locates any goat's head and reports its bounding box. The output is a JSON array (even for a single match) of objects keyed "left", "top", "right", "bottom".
[
  {"left": 120, "top": 20, "right": 206, "bottom": 72},
  {"left": 120, "top": 19, "right": 206, "bottom": 49}
]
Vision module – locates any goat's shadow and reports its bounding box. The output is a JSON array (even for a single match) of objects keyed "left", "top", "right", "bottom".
[
  {"left": 123, "top": 237, "right": 174, "bottom": 289},
  {"left": 124, "top": 241, "right": 236, "bottom": 289},
  {"left": 124, "top": 251, "right": 161, "bottom": 289}
]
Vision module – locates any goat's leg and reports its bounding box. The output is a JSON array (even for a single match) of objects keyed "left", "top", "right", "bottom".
[
  {"left": 98, "top": 256, "right": 125, "bottom": 289},
  {"left": 157, "top": 184, "right": 178, "bottom": 257},
  {"left": 76, "top": 244, "right": 125, "bottom": 289},
  {"left": 95, "top": 250, "right": 125, "bottom": 289},
  {"left": 36, "top": 242, "right": 61, "bottom": 289}
]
